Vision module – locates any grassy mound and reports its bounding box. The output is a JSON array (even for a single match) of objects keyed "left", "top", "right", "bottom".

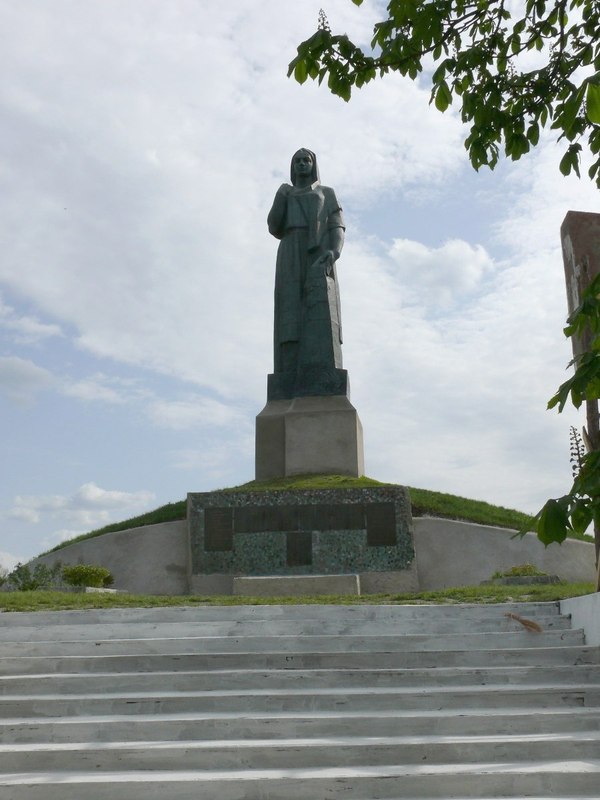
[
  {"left": 41, "top": 473, "right": 592, "bottom": 557},
  {"left": 41, "top": 474, "right": 538, "bottom": 556}
]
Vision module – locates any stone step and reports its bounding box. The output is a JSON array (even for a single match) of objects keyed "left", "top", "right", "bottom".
[
  {"left": 2, "top": 731, "right": 600, "bottom": 772},
  {"left": 1, "top": 683, "right": 598, "bottom": 718},
  {"left": 2, "top": 643, "right": 596, "bottom": 675},
  {"left": 2, "top": 664, "right": 599, "bottom": 694},
  {"left": 0, "top": 629, "right": 584, "bottom": 656},
  {"left": 0, "top": 615, "right": 571, "bottom": 641},
  {"left": 1, "top": 761, "right": 600, "bottom": 800},
  {"left": 0, "top": 601, "right": 562, "bottom": 627},
  {"left": 4, "top": 707, "right": 600, "bottom": 744}
]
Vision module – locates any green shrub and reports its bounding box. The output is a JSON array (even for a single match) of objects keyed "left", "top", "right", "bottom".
[
  {"left": 62, "top": 564, "right": 114, "bottom": 589},
  {"left": 492, "top": 563, "right": 547, "bottom": 579},
  {"left": 7, "top": 562, "right": 63, "bottom": 591}
]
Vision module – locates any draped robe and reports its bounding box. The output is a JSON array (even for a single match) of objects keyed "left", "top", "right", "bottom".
[{"left": 267, "top": 181, "right": 345, "bottom": 376}]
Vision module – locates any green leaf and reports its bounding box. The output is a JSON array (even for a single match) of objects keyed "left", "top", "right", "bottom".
[
  {"left": 527, "top": 122, "right": 540, "bottom": 145},
  {"left": 586, "top": 81, "right": 600, "bottom": 123},
  {"left": 559, "top": 149, "right": 574, "bottom": 176},
  {"left": 434, "top": 81, "right": 452, "bottom": 112},
  {"left": 328, "top": 70, "right": 352, "bottom": 101},
  {"left": 570, "top": 501, "right": 593, "bottom": 534},
  {"left": 294, "top": 59, "right": 308, "bottom": 84},
  {"left": 535, "top": 498, "right": 570, "bottom": 546}
]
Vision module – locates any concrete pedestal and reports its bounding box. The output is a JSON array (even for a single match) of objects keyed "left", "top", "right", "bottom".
[{"left": 255, "top": 395, "right": 364, "bottom": 480}]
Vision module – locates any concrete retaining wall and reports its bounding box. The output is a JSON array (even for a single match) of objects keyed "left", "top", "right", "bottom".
[
  {"left": 33, "top": 521, "right": 189, "bottom": 595},
  {"left": 29, "top": 515, "right": 596, "bottom": 595},
  {"left": 413, "top": 517, "right": 596, "bottom": 590},
  {"left": 561, "top": 592, "right": 600, "bottom": 646}
]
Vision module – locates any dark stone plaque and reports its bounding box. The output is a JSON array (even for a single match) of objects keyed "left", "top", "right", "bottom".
[
  {"left": 287, "top": 531, "right": 313, "bottom": 566},
  {"left": 271, "top": 505, "right": 300, "bottom": 532},
  {"left": 366, "top": 503, "right": 396, "bottom": 547},
  {"left": 318, "top": 503, "right": 365, "bottom": 531},
  {"left": 234, "top": 507, "right": 268, "bottom": 533},
  {"left": 204, "top": 507, "right": 234, "bottom": 551}
]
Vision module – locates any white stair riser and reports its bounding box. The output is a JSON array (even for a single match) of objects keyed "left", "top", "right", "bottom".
[
  {"left": 2, "top": 664, "right": 599, "bottom": 694},
  {"left": 0, "top": 616, "right": 572, "bottom": 642},
  {"left": 0, "top": 602, "right": 562, "bottom": 628},
  {"left": 3, "top": 733, "right": 600, "bottom": 771},
  {"left": 4, "top": 708, "right": 600, "bottom": 744},
  {"left": 2, "top": 767, "right": 600, "bottom": 800},
  {"left": 0, "top": 630, "right": 584, "bottom": 656},
  {"left": 1, "top": 686, "right": 598, "bottom": 718},
  {"left": 1, "top": 645, "right": 597, "bottom": 674}
]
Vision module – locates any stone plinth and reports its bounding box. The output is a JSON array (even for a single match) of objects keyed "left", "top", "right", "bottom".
[
  {"left": 255, "top": 395, "right": 364, "bottom": 481},
  {"left": 267, "top": 367, "right": 348, "bottom": 402},
  {"left": 233, "top": 573, "right": 360, "bottom": 597}
]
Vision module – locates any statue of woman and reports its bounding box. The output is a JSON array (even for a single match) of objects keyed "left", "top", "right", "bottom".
[{"left": 267, "top": 149, "right": 347, "bottom": 399}]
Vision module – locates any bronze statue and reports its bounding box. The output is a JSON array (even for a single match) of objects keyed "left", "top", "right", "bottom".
[{"left": 267, "top": 149, "right": 348, "bottom": 400}]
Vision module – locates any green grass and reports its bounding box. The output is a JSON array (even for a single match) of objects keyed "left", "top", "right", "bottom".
[
  {"left": 41, "top": 473, "right": 593, "bottom": 556},
  {"left": 0, "top": 582, "right": 594, "bottom": 612},
  {"left": 408, "top": 487, "right": 533, "bottom": 530},
  {"left": 232, "top": 474, "right": 389, "bottom": 491}
]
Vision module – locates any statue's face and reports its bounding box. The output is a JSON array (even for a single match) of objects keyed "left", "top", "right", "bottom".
[{"left": 293, "top": 152, "right": 313, "bottom": 179}]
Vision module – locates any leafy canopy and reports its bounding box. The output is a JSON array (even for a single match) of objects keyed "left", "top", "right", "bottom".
[{"left": 288, "top": 0, "right": 600, "bottom": 184}]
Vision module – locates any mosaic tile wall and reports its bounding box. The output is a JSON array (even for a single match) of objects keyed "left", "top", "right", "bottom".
[{"left": 188, "top": 486, "right": 414, "bottom": 576}]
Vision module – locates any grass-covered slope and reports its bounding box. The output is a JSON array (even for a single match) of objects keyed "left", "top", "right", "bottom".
[
  {"left": 1, "top": 581, "right": 595, "bottom": 612},
  {"left": 42, "top": 474, "right": 548, "bottom": 556}
]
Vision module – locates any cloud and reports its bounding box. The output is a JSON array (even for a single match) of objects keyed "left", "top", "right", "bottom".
[
  {"left": 0, "top": 356, "right": 54, "bottom": 405},
  {"left": 45, "top": 529, "right": 89, "bottom": 547},
  {"left": 10, "top": 482, "right": 156, "bottom": 530},
  {"left": 146, "top": 396, "right": 249, "bottom": 430},
  {"left": 388, "top": 238, "right": 494, "bottom": 307},
  {"left": 0, "top": 550, "right": 23, "bottom": 572},
  {"left": 338, "top": 207, "right": 582, "bottom": 514},
  {"left": 0, "top": 296, "right": 63, "bottom": 343},
  {"left": 62, "top": 374, "right": 134, "bottom": 404},
  {"left": 169, "top": 428, "right": 255, "bottom": 479}
]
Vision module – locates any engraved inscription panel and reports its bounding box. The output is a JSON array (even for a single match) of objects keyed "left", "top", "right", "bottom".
[
  {"left": 366, "top": 503, "right": 396, "bottom": 546},
  {"left": 319, "top": 503, "right": 365, "bottom": 531},
  {"left": 287, "top": 531, "right": 313, "bottom": 566},
  {"left": 204, "top": 507, "right": 234, "bottom": 551},
  {"left": 234, "top": 507, "right": 268, "bottom": 533}
]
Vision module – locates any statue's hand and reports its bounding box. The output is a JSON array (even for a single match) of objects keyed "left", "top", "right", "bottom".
[
  {"left": 277, "top": 183, "right": 292, "bottom": 197},
  {"left": 322, "top": 250, "right": 336, "bottom": 276}
]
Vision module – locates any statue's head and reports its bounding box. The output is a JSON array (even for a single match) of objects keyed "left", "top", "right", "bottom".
[{"left": 290, "top": 148, "right": 320, "bottom": 185}]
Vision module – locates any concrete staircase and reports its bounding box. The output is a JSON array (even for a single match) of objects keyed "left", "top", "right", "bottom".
[{"left": 0, "top": 601, "right": 599, "bottom": 798}]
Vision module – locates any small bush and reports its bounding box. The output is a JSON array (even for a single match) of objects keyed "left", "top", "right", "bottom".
[
  {"left": 492, "top": 563, "right": 547, "bottom": 579},
  {"left": 62, "top": 564, "right": 114, "bottom": 589},
  {"left": 7, "top": 562, "right": 63, "bottom": 591}
]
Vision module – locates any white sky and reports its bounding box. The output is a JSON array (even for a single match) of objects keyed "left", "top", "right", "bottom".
[{"left": 0, "top": 0, "right": 597, "bottom": 570}]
